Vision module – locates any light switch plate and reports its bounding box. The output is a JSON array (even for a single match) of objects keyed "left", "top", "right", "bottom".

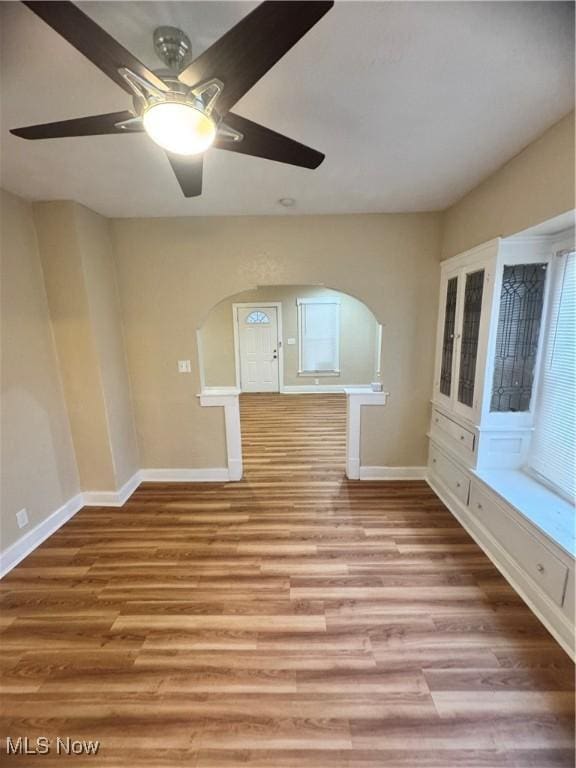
[
  {"left": 16, "top": 508, "right": 29, "bottom": 528},
  {"left": 287, "top": 338, "right": 296, "bottom": 345},
  {"left": 178, "top": 360, "right": 191, "bottom": 373}
]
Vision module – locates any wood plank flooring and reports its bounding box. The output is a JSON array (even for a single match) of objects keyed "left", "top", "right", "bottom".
[{"left": 0, "top": 392, "right": 574, "bottom": 767}]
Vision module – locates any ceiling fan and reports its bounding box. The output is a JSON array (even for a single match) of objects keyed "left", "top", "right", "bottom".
[{"left": 10, "top": 1, "right": 334, "bottom": 197}]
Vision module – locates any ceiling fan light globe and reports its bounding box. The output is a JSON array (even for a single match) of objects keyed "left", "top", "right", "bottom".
[{"left": 143, "top": 102, "right": 216, "bottom": 156}]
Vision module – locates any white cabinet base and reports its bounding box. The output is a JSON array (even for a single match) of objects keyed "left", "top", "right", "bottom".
[{"left": 427, "top": 469, "right": 575, "bottom": 659}]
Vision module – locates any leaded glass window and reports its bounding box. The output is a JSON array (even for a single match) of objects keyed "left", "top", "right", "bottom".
[
  {"left": 440, "top": 277, "right": 458, "bottom": 396},
  {"left": 490, "top": 263, "right": 547, "bottom": 412},
  {"left": 245, "top": 311, "right": 270, "bottom": 324},
  {"left": 458, "top": 269, "right": 484, "bottom": 407}
]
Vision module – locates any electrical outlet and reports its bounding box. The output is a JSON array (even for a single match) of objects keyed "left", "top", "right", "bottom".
[
  {"left": 314, "top": 378, "right": 320, "bottom": 385},
  {"left": 178, "top": 360, "right": 191, "bottom": 373},
  {"left": 16, "top": 508, "right": 29, "bottom": 529}
]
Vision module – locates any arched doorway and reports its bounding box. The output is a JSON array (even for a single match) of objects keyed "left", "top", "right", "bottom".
[{"left": 198, "top": 284, "right": 387, "bottom": 481}]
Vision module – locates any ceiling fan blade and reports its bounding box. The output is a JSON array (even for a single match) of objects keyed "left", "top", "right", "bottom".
[
  {"left": 10, "top": 111, "right": 142, "bottom": 140},
  {"left": 178, "top": 1, "right": 333, "bottom": 115},
  {"left": 215, "top": 113, "right": 324, "bottom": 169},
  {"left": 166, "top": 153, "right": 203, "bottom": 197},
  {"left": 22, "top": 1, "right": 168, "bottom": 95}
]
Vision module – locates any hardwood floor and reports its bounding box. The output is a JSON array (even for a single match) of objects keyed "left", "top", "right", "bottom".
[{"left": 1, "top": 393, "right": 574, "bottom": 767}]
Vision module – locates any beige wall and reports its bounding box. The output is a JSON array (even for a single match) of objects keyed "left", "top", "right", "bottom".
[
  {"left": 112, "top": 213, "right": 442, "bottom": 468},
  {"left": 201, "top": 285, "right": 379, "bottom": 388},
  {"left": 34, "top": 201, "right": 139, "bottom": 491},
  {"left": 1, "top": 190, "right": 79, "bottom": 549},
  {"left": 442, "top": 111, "right": 575, "bottom": 258}
]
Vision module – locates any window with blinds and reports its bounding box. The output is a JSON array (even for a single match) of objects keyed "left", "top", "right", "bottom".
[
  {"left": 528, "top": 251, "right": 576, "bottom": 501},
  {"left": 297, "top": 298, "right": 340, "bottom": 374}
]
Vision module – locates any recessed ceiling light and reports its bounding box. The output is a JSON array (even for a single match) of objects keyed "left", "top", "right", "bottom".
[{"left": 278, "top": 197, "right": 296, "bottom": 207}]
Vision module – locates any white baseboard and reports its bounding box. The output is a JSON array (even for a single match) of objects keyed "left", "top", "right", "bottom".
[
  {"left": 359, "top": 466, "right": 427, "bottom": 480},
  {"left": 82, "top": 470, "right": 142, "bottom": 507},
  {"left": 140, "top": 468, "right": 230, "bottom": 482},
  {"left": 118, "top": 470, "right": 143, "bottom": 502},
  {"left": 0, "top": 493, "right": 84, "bottom": 578},
  {"left": 283, "top": 384, "right": 368, "bottom": 394},
  {"left": 228, "top": 459, "right": 243, "bottom": 482},
  {"left": 1, "top": 467, "right": 233, "bottom": 577},
  {"left": 427, "top": 473, "right": 575, "bottom": 660}
]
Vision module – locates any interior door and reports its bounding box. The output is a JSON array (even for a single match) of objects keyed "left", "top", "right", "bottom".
[{"left": 237, "top": 307, "right": 279, "bottom": 393}]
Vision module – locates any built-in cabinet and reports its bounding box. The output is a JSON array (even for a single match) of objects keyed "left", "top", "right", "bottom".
[
  {"left": 431, "top": 238, "right": 556, "bottom": 470},
  {"left": 428, "top": 232, "right": 575, "bottom": 658},
  {"left": 434, "top": 248, "right": 493, "bottom": 423}
]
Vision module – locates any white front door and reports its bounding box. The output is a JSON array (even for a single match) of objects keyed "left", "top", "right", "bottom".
[{"left": 237, "top": 307, "right": 279, "bottom": 392}]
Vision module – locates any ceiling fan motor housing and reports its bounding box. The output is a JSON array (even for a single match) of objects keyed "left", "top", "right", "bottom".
[{"left": 153, "top": 26, "right": 193, "bottom": 72}]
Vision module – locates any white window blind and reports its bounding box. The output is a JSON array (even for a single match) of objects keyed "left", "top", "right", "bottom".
[
  {"left": 298, "top": 298, "right": 340, "bottom": 373},
  {"left": 528, "top": 251, "right": 576, "bottom": 501}
]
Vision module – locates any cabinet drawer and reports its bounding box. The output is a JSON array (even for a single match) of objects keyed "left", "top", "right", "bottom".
[
  {"left": 430, "top": 445, "right": 470, "bottom": 504},
  {"left": 469, "top": 483, "right": 568, "bottom": 606},
  {"left": 432, "top": 409, "right": 475, "bottom": 452}
]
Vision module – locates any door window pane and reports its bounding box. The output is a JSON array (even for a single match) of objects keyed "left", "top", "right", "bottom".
[
  {"left": 490, "top": 263, "right": 547, "bottom": 412},
  {"left": 440, "top": 277, "right": 458, "bottom": 396},
  {"left": 246, "top": 311, "right": 270, "bottom": 324},
  {"left": 458, "top": 269, "right": 484, "bottom": 408}
]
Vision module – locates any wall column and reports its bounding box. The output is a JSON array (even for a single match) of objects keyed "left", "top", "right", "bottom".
[{"left": 34, "top": 201, "right": 139, "bottom": 497}]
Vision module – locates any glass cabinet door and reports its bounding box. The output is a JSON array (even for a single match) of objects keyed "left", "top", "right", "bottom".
[
  {"left": 439, "top": 276, "right": 458, "bottom": 398},
  {"left": 490, "top": 263, "right": 547, "bottom": 413},
  {"left": 457, "top": 269, "right": 485, "bottom": 410}
]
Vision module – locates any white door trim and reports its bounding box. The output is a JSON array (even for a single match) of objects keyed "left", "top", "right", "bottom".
[{"left": 233, "top": 302, "right": 284, "bottom": 393}]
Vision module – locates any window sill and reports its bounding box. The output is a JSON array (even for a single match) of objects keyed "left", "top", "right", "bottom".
[
  {"left": 473, "top": 468, "right": 575, "bottom": 558},
  {"left": 298, "top": 371, "right": 341, "bottom": 377}
]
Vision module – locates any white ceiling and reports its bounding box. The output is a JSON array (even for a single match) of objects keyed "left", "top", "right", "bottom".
[{"left": 1, "top": 1, "right": 573, "bottom": 218}]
